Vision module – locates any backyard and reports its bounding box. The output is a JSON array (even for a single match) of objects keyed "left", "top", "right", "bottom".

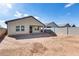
[{"left": 0, "top": 33, "right": 79, "bottom": 56}]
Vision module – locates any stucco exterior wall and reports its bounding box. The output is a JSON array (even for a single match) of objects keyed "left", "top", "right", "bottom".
[
  {"left": 7, "top": 23, "right": 30, "bottom": 35},
  {"left": 7, "top": 17, "right": 44, "bottom": 35},
  {"left": 32, "top": 26, "right": 43, "bottom": 33},
  {"left": 68, "top": 27, "right": 79, "bottom": 36},
  {"left": 45, "top": 27, "right": 79, "bottom": 36}
]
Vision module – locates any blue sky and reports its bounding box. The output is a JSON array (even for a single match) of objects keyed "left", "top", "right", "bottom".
[{"left": 0, "top": 3, "right": 79, "bottom": 28}]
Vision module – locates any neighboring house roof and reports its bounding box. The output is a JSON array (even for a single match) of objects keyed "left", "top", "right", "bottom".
[
  {"left": 65, "top": 23, "right": 71, "bottom": 27},
  {"left": 46, "top": 22, "right": 58, "bottom": 27},
  {"left": 5, "top": 16, "right": 45, "bottom": 26},
  {"left": 72, "top": 24, "right": 76, "bottom": 27},
  {"left": 58, "top": 23, "right": 71, "bottom": 28}
]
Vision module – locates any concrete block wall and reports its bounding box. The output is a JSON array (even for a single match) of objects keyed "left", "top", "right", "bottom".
[{"left": 45, "top": 27, "right": 79, "bottom": 36}]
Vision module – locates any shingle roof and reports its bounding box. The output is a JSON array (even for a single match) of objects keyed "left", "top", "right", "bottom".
[
  {"left": 46, "top": 22, "right": 58, "bottom": 27},
  {"left": 5, "top": 16, "right": 45, "bottom": 26},
  {"left": 58, "top": 23, "right": 71, "bottom": 28}
]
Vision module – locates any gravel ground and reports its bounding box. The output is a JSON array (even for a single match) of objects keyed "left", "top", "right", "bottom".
[{"left": 0, "top": 35, "right": 79, "bottom": 56}]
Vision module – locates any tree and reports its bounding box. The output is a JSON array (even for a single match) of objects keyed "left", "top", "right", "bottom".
[
  {"left": 65, "top": 23, "right": 71, "bottom": 27},
  {"left": 72, "top": 24, "right": 76, "bottom": 27}
]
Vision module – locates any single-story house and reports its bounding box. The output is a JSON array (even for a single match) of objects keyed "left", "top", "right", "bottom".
[
  {"left": 5, "top": 16, "right": 45, "bottom": 36},
  {"left": 45, "top": 22, "right": 59, "bottom": 28},
  {"left": 58, "top": 23, "right": 71, "bottom": 28},
  {"left": 45, "top": 22, "right": 71, "bottom": 28}
]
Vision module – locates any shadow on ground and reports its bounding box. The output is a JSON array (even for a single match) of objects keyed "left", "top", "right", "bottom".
[
  {"left": 0, "top": 36, "right": 6, "bottom": 42},
  {"left": 9, "top": 32, "right": 57, "bottom": 40}
]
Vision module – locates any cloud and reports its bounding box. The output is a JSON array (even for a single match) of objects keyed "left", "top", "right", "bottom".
[
  {"left": 6, "top": 3, "right": 12, "bottom": 8},
  {"left": 14, "top": 11, "right": 29, "bottom": 18},
  {"left": 0, "top": 3, "right": 12, "bottom": 9},
  {"left": 34, "top": 16, "right": 40, "bottom": 19},
  {"left": 0, "top": 3, "right": 12, "bottom": 15},
  {"left": 23, "top": 14, "right": 29, "bottom": 17},
  {"left": 0, "top": 20, "right": 5, "bottom": 23},
  {"left": 14, "top": 11, "right": 22, "bottom": 18},
  {"left": 14, "top": 11, "right": 40, "bottom": 19},
  {"left": 0, "top": 20, "right": 6, "bottom": 28},
  {"left": 65, "top": 3, "right": 75, "bottom": 8}
]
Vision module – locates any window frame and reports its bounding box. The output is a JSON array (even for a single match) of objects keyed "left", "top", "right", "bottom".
[
  {"left": 21, "top": 25, "right": 25, "bottom": 31},
  {"left": 34, "top": 26, "right": 39, "bottom": 31},
  {"left": 16, "top": 26, "right": 20, "bottom": 32}
]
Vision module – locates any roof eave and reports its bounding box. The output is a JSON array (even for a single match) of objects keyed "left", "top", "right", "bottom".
[{"left": 5, "top": 16, "right": 45, "bottom": 26}]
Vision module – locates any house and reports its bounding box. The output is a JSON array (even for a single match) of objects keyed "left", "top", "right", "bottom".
[
  {"left": 46, "top": 22, "right": 71, "bottom": 28},
  {"left": 46, "top": 22, "right": 58, "bottom": 28},
  {"left": 58, "top": 23, "right": 71, "bottom": 28},
  {"left": 5, "top": 16, "right": 45, "bottom": 36},
  {"left": 72, "top": 24, "right": 76, "bottom": 27}
]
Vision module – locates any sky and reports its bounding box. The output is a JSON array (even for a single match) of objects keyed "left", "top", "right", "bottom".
[{"left": 0, "top": 3, "right": 79, "bottom": 28}]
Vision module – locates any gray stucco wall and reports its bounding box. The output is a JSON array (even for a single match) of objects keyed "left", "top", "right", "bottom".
[{"left": 45, "top": 27, "right": 79, "bottom": 36}]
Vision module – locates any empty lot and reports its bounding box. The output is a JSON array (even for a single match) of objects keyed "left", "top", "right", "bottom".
[{"left": 0, "top": 33, "right": 79, "bottom": 56}]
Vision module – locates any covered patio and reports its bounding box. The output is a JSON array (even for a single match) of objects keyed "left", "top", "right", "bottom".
[{"left": 9, "top": 32, "right": 53, "bottom": 40}]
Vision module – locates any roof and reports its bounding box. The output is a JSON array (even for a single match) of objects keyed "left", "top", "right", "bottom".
[
  {"left": 46, "top": 22, "right": 58, "bottom": 27},
  {"left": 58, "top": 23, "right": 71, "bottom": 28},
  {"left": 5, "top": 16, "right": 45, "bottom": 26}
]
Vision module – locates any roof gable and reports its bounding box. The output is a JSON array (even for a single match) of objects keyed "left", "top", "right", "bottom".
[
  {"left": 47, "top": 22, "right": 58, "bottom": 27},
  {"left": 5, "top": 16, "right": 45, "bottom": 26}
]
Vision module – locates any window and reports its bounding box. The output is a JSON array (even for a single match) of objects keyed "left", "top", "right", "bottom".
[
  {"left": 16, "top": 25, "right": 25, "bottom": 32},
  {"left": 21, "top": 25, "right": 25, "bottom": 31},
  {"left": 35, "top": 28, "right": 37, "bottom": 30},
  {"left": 37, "top": 26, "right": 39, "bottom": 30},
  {"left": 34, "top": 26, "right": 39, "bottom": 30},
  {"left": 47, "top": 26, "right": 51, "bottom": 28},
  {"left": 16, "top": 26, "right": 20, "bottom": 31}
]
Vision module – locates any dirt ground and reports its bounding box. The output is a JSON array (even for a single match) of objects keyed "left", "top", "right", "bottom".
[{"left": 0, "top": 35, "right": 79, "bottom": 56}]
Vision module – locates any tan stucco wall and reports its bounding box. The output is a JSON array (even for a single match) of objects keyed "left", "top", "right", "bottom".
[
  {"left": 7, "top": 17, "right": 44, "bottom": 35},
  {"left": 32, "top": 26, "right": 43, "bottom": 33}
]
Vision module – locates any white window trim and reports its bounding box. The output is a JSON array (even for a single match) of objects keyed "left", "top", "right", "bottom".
[{"left": 16, "top": 25, "right": 25, "bottom": 32}]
